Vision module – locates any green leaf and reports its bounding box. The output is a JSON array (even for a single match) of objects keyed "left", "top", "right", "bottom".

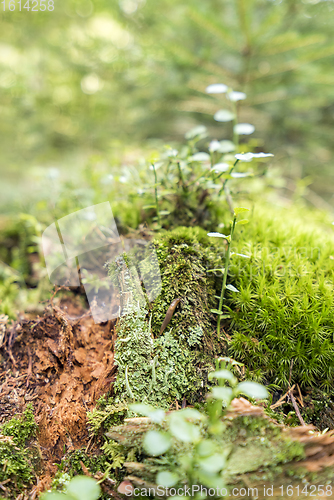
[
  {"left": 179, "top": 408, "right": 206, "bottom": 420},
  {"left": 236, "top": 219, "right": 249, "bottom": 225},
  {"left": 142, "top": 205, "right": 156, "bottom": 210},
  {"left": 196, "top": 439, "right": 216, "bottom": 457},
  {"left": 41, "top": 494, "right": 74, "bottom": 500},
  {"left": 234, "top": 123, "right": 255, "bottom": 135},
  {"left": 159, "top": 210, "right": 170, "bottom": 216},
  {"left": 214, "top": 109, "right": 235, "bottom": 122},
  {"left": 226, "top": 284, "right": 239, "bottom": 293},
  {"left": 219, "top": 140, "right": 235, "bottom": 153},
  {"left": 197, "top": 471, "right": 227, "bottom": 490},
  {"left": 66, "top": 476, "right": 101, "bottom": 500},
  {"left": 210, "top": 309, "right": 224, "bottom": 315},
  {"left": 207, "top": 232, "right": 227, "bottom": 238},
  {"left": 143, "top": 431, "right": 171, "bottom": 456},
  {"left": 169, "top": 412, "right": 202, "bottom": 443},
  {"left": 208, "top": 370, "right": 237, "bottom": 385},
  {"left": 130, "top": 403, "right": 153, "bottom": 415},
  {"left": 185, "top": 125, "right": 207, "bottom": 140},
  {"left": 198, "top": 453, "right": 226, "bottom": 473},
  {"left": 234, "top": 207, "right": 250, "bottom": 215},
  {"left": 237, "top": 381, "right": 269, "bottom": 400},
  {"left": 210, "top": 386, "right": 233, "bottom": 403},
  {"left": 190, "top": 152, "right": 210, "bottom": 161},
  {"left": 129, "top": 403, "right": 166, "bottom": 424},
  {"left": 156, "top": 471, "right": 179, "bottom": 487},
  {"left": 231, "top": 172, "right": 253, "bottom": 178}
]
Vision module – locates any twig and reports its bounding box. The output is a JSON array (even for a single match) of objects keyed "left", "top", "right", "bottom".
[
  {"left": 80, "top": 460, "right": 91, "bottom": 476},
  {"left": 289, "top": 390, "right": 306, "bottom": 426},
  {"left": 8, "top": 326, "right": 17, "bottom": 368},
  {"left": 296, "top": 384, "right": 304, "bottom": 407},
  {"left": 0, "top": 478, "right": 10, "bottom": 491},
  {"left": 270, "top": 384, "right": 295, "bottom": 409},
  {"left": 85, "top": 435, "right": 94, "bottom": 454},
  {"left": 26, "top": 346, "right": 33, "bottom": 388}
]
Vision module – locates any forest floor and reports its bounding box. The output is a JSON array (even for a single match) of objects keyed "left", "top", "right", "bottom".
[
  {"left": 0, "top": 296, "right": 118, "bottom": 497},
  {"left": 3, "top": 294, "right": 334, "bottom": 499}
]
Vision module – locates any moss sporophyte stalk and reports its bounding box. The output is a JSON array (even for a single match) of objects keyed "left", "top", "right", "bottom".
[{"left": 208, "top": 207, "right": 250, "bottom": 339}]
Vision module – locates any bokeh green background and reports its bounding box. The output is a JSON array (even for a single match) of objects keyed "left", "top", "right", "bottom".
[{"left": 1, "top": 0, "right": 334, "bottom": 211}]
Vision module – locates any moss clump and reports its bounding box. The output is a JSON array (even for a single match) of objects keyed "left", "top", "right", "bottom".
[
  {"left": 150, "top": 226, "right": 219, "bottom": 339},
  {"left": 1, "top": 403, "right": 38, "bottom": 446},
  {"left": 223, "top": 416, "right": 305, "bottom": 478},
  {"left": 87, "top": 398, "right": 128, "bottom": 436},
  {"left": 0, "top": 404, "right": 40, "bottom": 498},
  {"left": 52, "top": 448, "right": 112, "bottom": 482},
  {"left": 301, "top": 390, "right": 334, "bottom": 430},
  {"left": 111, "top": 227, "right": 225, "bottom": 408},
  {"left": 226, "top": 203, "right": 334, "bottom": 390}
]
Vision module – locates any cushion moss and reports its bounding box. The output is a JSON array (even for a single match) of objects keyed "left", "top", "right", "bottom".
[{"left": 225, "top": 202, "right": 334, "bottom": 390}]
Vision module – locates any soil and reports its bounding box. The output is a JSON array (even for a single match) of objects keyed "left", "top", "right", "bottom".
[{"left": 0, "top": 295, "right": 117, "bottom": 496}]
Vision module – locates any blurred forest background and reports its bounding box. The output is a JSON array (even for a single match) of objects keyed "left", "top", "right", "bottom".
[{"left": 1, "top": 0, "right": 334, "bottom": 212}]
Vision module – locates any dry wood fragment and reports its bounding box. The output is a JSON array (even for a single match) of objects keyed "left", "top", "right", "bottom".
[
  {"left": 297, "top": 384, "right": 304, "bottom": 407},
  {"left": 289, "top": 391, "right": 306, "bottom": 426},
  {"left": 270, "top": 384, "right": 295, "bottom": 409}
]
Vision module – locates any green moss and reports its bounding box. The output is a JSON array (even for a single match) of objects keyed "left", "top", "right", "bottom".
[
  {"left": 1, "top": 404, "right": 38, "bottom": 447},
  {"left": 53, "top": 449, "right": 112, "bottom": 482},
  {"left": 301, "top": 390, "right": 334, "bottom": 430},
  {"left": 0, "top": 404, "right": 40, "bottom": 498},
  {"left": 225, "top": 203, "right": 334, "bottom": 390},
  {"left": 87, "top": 399, "right": 128, "bottom": 435},
  {"left": 149, "top": 227, "right": 225, "bottom": 403},
  {"left": 222, "top": 416, "right": 305, "bottom": 478},
  {"left": 111, "top": 227, "right": 225, "bottom": 408}
]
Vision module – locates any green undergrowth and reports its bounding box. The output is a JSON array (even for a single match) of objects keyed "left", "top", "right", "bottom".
[
  {"left": 110, "top": 226, "right": 225, "bottom": 408},
  {"left": 109, "top": 209, "right": 334, "bottom": 408},
  {"left": 51, "top": 449, "right": 113, "bottom": 490},
  {"left": 0, "top": 404, "right": 40, "bottom": 499},
  {"left": 0, "top": 214, "right": 52, "bottom": 319},
  {"left": 100, "top": 412, "right": 305, "bottom": 497},
  {"left": 225, "top": 202, "right": 334, "bottom": 391},
  {"left": 87, "top": 398, "right": 128, "bottom": 436}
]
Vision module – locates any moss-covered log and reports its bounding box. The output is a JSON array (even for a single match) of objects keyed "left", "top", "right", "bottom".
[{"left": 110, "top": 227, "right": 226, "bottom": 408}]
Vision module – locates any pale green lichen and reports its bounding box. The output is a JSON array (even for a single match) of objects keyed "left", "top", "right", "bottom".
[{"left": 110, "top": 226, "right": 225, "bottom": 408}]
